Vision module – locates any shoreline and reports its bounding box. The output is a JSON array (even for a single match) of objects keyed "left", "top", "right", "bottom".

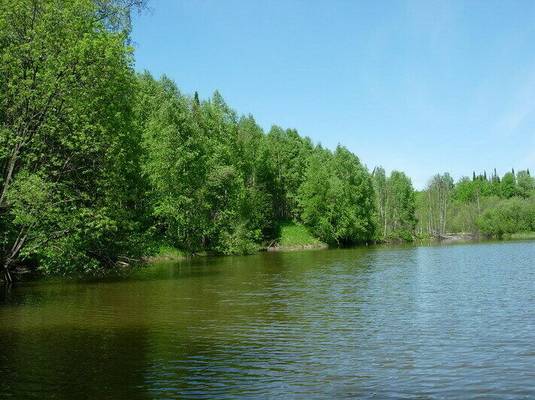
[{"left": 5, "top": 234, "right": 535, "bottom": 283}]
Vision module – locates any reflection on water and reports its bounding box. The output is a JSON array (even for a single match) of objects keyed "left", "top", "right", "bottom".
[
  {"left": 2, "top": 242, "right": 535, "bottom": 398},
  {"left": 1, "top": 327, "right": 149, "bottom": 400}
]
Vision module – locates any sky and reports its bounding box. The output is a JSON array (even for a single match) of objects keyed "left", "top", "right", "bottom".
[{"left": 132, "top": 0, "right": 535, "bottom": 189}]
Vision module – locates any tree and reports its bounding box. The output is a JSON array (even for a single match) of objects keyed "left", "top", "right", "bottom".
[
  {"left": 516, "top": 170, "right": 534, "bottom": 198},
  {"left": 500, "top": 172, "right": 517, "bottom": 198},
  {"left": 372, "top": 167, "right": 388, "bottom": 238},
  {"left": 385, "top": 171, "right": 416, "bottom": 240},
  {"left": 235, "top": 116, "right": 274, "bottom": 238},
  {"left": 416, "top": 168, "right": 535, "bottom": 238},
  {"left": 478, "top": 197, "right": 535, "bottom": 237},
  {"left": 138, "top": 75, "right": 212, "bottom": 253},
  {"left": 299, "top": 146, "right": 375, "bottom": 245},
  {"left": 373, "top": 168, "right": 416, "bottom": 241},
  {"left": 137, "top": 76, "right": 275, "bottom": 255},
  {"left": 93, "top": 0, "right": 148, "bottom": 33},
  {"left": 259, "top": 126, "right": 313, "bottom": 221},
  {"left": 424, "top": 173, "right": 454, "bottom": 236},
  {"left": 1, "top": 0, "right": 142, "bottom": 280}
]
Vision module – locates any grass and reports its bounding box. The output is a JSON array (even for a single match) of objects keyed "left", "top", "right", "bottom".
[
  {"left": 278, "top": 221, "right": 325, "bottom": 247},
  {"left": 150, "top": 225, "right": 327, "bottom": 260},
  {"left": 150, "top": 245, "right": 187, "bottom": 261}
]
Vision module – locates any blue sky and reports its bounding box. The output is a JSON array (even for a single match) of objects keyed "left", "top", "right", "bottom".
[{"left": 132, "top": 0, "right": 535, "bottom": 189}]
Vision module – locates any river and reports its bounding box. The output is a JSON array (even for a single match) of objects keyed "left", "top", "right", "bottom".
[{"left": 1, "top": 241, "right": 535, "bottom": 399}]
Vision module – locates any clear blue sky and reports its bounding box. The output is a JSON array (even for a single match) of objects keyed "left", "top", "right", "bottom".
[{"left": 132, "top": 0, "right": 535, "bottom": 189}]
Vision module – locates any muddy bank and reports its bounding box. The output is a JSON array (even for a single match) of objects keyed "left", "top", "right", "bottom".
[{"left": 266, "top": 243, "right": 329, "bottom": 252}]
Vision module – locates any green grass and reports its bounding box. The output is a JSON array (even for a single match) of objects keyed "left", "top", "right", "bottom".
[
  {"left": 154, "top": 245, "right": 187, "bottom": 260},
  {"left": 278, "top": 222, "right": 324, "bottom": 247},
  {"left": 152, "top": 225, "right": 325, "bottom": 258}
]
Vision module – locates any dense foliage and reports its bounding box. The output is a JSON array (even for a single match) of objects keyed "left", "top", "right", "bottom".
[
  {"left": 372, "top": 168, "right": 416, "bottom": 241},
  {"left": 3, "top": 0, "right": 532, "bottom": 281},
  {"left": 0, "top": 0, "right": 147, "bottom": 281},
  {"left": 298, "top": 147, "right": 375, "bottom": 245},
  {"left": 135, "top": 74, "right": 379, "bottom": 253},
  {"left": 416, "top": 170, "right": 535, "bottom": 238},
  {"left": 0, "top": 0, "right": 388, "bottom": 281}
]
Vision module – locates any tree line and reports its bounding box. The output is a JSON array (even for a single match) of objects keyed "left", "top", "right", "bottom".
[
  {"left": 0, "top": 0, "right": 416, "bottom": 281},
  {"left": 416, "top": 169, "right": 535, "bottom": 237},
  {"left": 1, "top": 0, "right": 532, "bottom": 281}
]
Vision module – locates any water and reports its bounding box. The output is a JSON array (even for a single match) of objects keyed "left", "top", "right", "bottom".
[{"left": 1, "top": 241, "right": 535, "bottom": 399}]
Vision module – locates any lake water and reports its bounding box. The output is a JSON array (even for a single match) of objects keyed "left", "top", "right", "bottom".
[{"left": 1, "top": 241, "right": 535, "bottom": 399}]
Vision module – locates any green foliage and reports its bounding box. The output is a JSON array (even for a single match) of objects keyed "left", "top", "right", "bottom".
[
  {"left": 372, "top": 168, "right": 416, "bottom": 241},
  {"left": 260, "top": 126, "right": 313, "bottom": 220},
  {"left": 135, "top": 73, "right": 385, "bottom": 255},
  {"left": 500, "top": 172, "right": 517, "bottom": 198},
  {"left": 0, "top": 0, "right": 146, "bottom": 276},
  {"left": 477, "top": 197, "right": 535, "bottom": 237},
  {"left": 417, "top": 169, "right": 535, "bottom": 238},
  {"left": 0, "top": 0, "right": 419, "bottom": 279},
  {"left": 299, "top": 146, "right": 376, "bottom": 245},
  {"left": 426, "top": 173, "right": 454, "bottom": 236},
  {"left": 6, "top": 172, "right": 54, "bottom": 227},
  {"left": 136, "top": 75, "right": 266, "bottom": 255},
  {"left": 516, "top": 170, "right": 534, "bottom": 198}
]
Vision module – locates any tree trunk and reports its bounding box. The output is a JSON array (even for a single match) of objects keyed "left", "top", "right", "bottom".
[
  {"left": 0, "top": 140, "right": 24, "bottom": 207},
  {"left": 1, "top": 229, "right": 28, "bottom": 283},
  {"left": 2, "top": 264, "right": 12, "bottom": 284}
]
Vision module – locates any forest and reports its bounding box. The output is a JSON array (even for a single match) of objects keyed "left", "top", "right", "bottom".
[
  {"left": 1, "top": 0, "right": 534, "bottom": 281},
  {"left": 416, "top": 170, "right": 535, "bottom": 238}
]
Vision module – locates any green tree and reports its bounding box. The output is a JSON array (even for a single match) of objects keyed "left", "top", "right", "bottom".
[
  {"left": 423, "top": 173, "right": 454, "bottom": 236},
  {"left": 373, "top": 168, "right": 416, "bottom": 241},
  {"left": 1, "top": 0, "right": 142, "bottom": 280},
  {"left": 260, "top": 126, "right": 313, "bottom": 221},
  {"left": 372, "top": 167, "right": 388, "bottom": 238},
  {"left": 516, "top": 170, "right": 534, "bottom": 198},
  {"left": 478, "top": 197, "right": 535, "bottom": 236},
  {"left": 137, "top": 77, "right": 272, "bottom": 255},
  {"left": 500, "top": 172, "right": 517, "bottom": 198},
  {"left": 299, "top": 146, "right": 375, "bottom": 244},
  {"left": 385, "top": 171, "right": 416, "bottom": 240},
  {"left": 138, "top": 75, "right": 210, "bottom": 253}
]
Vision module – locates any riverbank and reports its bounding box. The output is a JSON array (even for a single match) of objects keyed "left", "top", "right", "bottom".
[
  {"left": 148, "top": 223, "right": 328, "bottom": 260},
  {"left": 5, "top": 230, "right": 535, "bottom": 283},
  {"left": 506, "top": 232, "right": 535, "bottom": 240},
  {"left": 412, "top": 231, "right": 535, "bottom": 247},
  {"left": 434, "top": 232, "right": 479, "bottom": 243}
]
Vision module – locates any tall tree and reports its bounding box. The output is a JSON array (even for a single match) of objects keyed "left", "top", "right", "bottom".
[
  {"left": 424, "top": 173, "right": 454, "bottom": 236},
  {"left": 0, "top": 0, "right": 142, "bottom": 280},
  {"left": 385, "top": 171, "right": 416, "bottom": 240},
  {"left": 372, "top": 168, "right": 416, "bottom": 241},
  {"left": 372, "top": 167, "right": 388, "bottom": 238},
  {"left": 260, "top": 126, "right": 313, "bottom": 221},
  {"left": 500, "top": 172, "right": 517, "bottom": 198},
  {"left": 516, "top": 170, "right": 533, "bottom": 198},
  {"left": 299, "top": 146, "right": 375, "bottom": 245}
]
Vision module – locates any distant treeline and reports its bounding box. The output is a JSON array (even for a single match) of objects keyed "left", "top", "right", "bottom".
[
  {"left": 0, "top": 1, "right": 532, "bottom": 281},
  {"left": 416, "top": 170, "right": 535, "bottom": 238}
]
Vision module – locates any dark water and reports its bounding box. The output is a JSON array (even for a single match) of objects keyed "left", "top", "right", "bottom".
[{"left": 2, "top": 241, "right": 535, "bottom": 399}]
